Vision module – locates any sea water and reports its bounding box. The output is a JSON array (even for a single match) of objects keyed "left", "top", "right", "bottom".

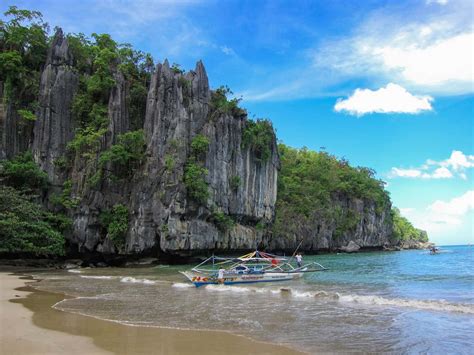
[{"left": 31, "top": 245, "right": 474, "bottom": 353}]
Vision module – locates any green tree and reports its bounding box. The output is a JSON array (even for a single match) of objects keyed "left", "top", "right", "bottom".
[
  {"left": 391, "top": 208, "right": 428, "bottom": 242},
  {"left": 0, "top": 151, "right": 48, "bottom": 190},
  {"left": 242, "top": 119, "right": 274, "bottom": 162},
  {"left": 184, "top": 162, "right": 209, "bottom": 204},
  {"left": 273, "top": 144, "right": 391, "bottom": 239},
  {"left": 0, "top": 6, "right": 48, "bottom": 114},
  {"left": 0, "top": 186, "right": 69, "bottom": 256},
  {"left": 99, "top": 204, "right": 129, "bottom": 250}
]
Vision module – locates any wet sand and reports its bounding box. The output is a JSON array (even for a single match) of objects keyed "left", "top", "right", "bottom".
[{"left": 0, "top": 270, "right": 300, "bottom": 355}]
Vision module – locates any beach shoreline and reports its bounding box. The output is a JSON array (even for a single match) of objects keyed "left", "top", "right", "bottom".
[{"left": 0, "top": 268, "right": 301, "bottom": 355}]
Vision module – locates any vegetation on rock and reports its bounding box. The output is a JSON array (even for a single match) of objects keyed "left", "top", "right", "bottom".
[
  {"left": 0, "top": 151, "right": 70, "bottom": 256},
  {"left": 99, "top": 204, "right": 129, "bottom": 250},
  {"left": 273, "top": 144, "right": 391, "bottom": 238},
  {"left": 0, "top": 6, "right": 48, "bottom": 109},
  {"left": 210, "top": 209, "right": 235, "bottom": 232},
  {"left": 242, "top": 119, "right": 274, "bottom": 162},
  {"left": 0, "top": 151, "right": 48, "bottom": 190},
  {"left": 93, "top": 129, "right": 145, "bottom": 183},
  {"left": 184, "top": 134, "right": 210, "bottom": 204},
  {"left": 210, "top": 85, "right": 246, "bottom": 117},
  {"left": 391, "top": 208, "right": 428, "bottom": 243},
  {"left": 184, "top": 162, "right": 209, "bottom": 204},
  {"left": 0, "top": 186, "right": 69, "bottom": 256}
]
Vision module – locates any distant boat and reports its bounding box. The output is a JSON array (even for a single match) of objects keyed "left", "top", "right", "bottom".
[{"left": 180, "top": 250, "right": 328, "bottom": 287}]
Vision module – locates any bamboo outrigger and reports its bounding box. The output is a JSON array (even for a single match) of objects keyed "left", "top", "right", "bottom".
[{"left": 180, "top": 250, "right": 328, "bottom": 287}]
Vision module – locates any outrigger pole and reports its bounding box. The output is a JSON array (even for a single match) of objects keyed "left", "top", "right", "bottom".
[{"left": 288, "top": 239, "right": 304, "bottom": 265}]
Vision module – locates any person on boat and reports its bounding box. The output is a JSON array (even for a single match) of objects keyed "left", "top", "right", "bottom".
[
  {"left": 271, "top": 258, "right": 279, "bottom": 267},
  {"left": 295, "top": 253, "right": 302, "bottom": 268},
  {"left": 217, "top": 268, "right": 225, "bottom": 284}
]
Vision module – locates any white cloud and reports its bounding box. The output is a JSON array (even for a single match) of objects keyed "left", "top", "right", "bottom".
[
  {"left": 334, "top": 83, "right": 433, "bottom": 116},
  {"left": 236, "top": 0, "right": 472, "bottom": 102},
  {"left": 375, "top": 32, "right": 473, "bottom": 87},
  {"left": 430, "top": 167, "right": 454, "bottom": 179},
  {"left": 309, "top": 1, "right": 474, "bottom": 96},
  {"left": 440, "top": 150, "right": 474, "bottom": 170},
  {"left": 399, "top": 190, "right": 474, "bottom": 242},
  {"left": 390, "top": 168, "right": 424, "bottom": 178},
  {"left": 389, "top": 150, "right": 474, "bottom": 180},
  {"left": 220, "top": 46, "right": 235, "bottom": 55},
  {"left": 428, "top": 190, "right": 474, "bottom": 216},
  {"left": 426, "top": 0, "right": 449, "bottom": 5},
  {"left": 389, "top": 167, "right": 453, "bottom": 179}
]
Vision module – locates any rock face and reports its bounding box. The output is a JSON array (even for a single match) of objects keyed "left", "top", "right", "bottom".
[
  {"left": 0, "top": 84, "right": 34, "bottom": 160},
  {"left": 267, "top": 194, "right": 393, "bottom": 252},
  {"left": 340, "top": 240, "right": 361, "bottom": 253},
  {"left": 32, "top": 29, "right": 78, "bottom": 184},
  {"left": 63, "top": 59, "right": 279, "bottom": 255},
  {"left": 122, "top": 61, "right": 278, "bottom": 254},
  {"left": 7, "top": 29, "right": 398, "bottom": 257}
]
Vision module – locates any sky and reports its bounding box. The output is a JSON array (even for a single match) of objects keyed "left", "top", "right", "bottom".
[{"left": 2, "top": 0, "right": 473, "bottom": 245}]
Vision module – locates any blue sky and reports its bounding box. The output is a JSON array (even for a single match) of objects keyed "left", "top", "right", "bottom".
[{"left": 3, "top": 0, "right": 473, "bottom": 245}]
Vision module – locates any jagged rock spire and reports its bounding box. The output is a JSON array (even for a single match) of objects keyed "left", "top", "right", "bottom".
[{"left": 47, "top": 28, "right": 74, "bottom": 66}]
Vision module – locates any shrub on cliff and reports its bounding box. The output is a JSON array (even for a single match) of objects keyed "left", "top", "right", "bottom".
[
  {"left": 0, "top": 186, "right": 69, "bottom": 256},
  {"left": 210, "top": 85, "right": 246, "bottom": 117},
  {"left": 273, "top": 144, "right": 390, "bottom": 238},
  {"left": 242, "top": 119, "right": 274, "bottom": 162},
  {"left": 210, "top": 208, "right": 235, "bottom": 232},
  {"left": 190, "top": 134, "right": 209, "bottom": 158},
  {"left": 0, "top": 151, "right": 48, "bottom": 190},
  {"left": 0, "top": 6, "right": 48, "bottom": 108},
  {"left": 67, "top": 32, "right": 153, "bottom": 157},
  {"left": 99, "top": 204, "right": 129, "bottom": 250},
  {"left": 184, "top": 162, "right": 209, "bottom": 204}
]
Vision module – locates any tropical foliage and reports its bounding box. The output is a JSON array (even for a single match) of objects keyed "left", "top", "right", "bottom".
[
  {"left": 0, "top": 186, "right": 69, "bottom": 255},
  {"left": 0, "top": 151, "right": 48, "bottom": 190},
  {"left": 99, "top": 204, "right": 129, "bottom": 250},
  {"left": 391, "top": 208, "right": 428, "bottom": 242},
  {"left": 242, "top": 119, "right": 274, "bottom": 162},
  {"left": 209, "top": 85, "right": 246, "bottom": 117},
  {"left": 273, "top": 144, "right": 391, "bottom": 237}
]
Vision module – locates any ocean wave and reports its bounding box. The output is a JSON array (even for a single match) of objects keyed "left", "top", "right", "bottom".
[
  {"left": 67, "top": 269, "right": 82, "bottom": 273},
  {"left": 172, "top": 283, "right": 194, "bottom": 288},
  {"left": 337, "top": 294, "right": 474, "bottom": 314},
  {"left": 205, "top": 285, "right": 251, "bottom": 293},
  {"left": 120, "top": 277, "right": 155, "bottom": 284},
  {"left": 80, "top": 275, "right": 114, "bottom": 279},
  {"left": 199, "top": 284, "right": 473, "bottom": 314}
]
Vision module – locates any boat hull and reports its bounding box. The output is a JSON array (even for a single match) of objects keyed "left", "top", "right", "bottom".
[{"left": 180, "top": 271, "right": 304, "bottom": 287}]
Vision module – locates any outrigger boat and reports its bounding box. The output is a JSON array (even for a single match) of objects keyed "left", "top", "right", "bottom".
[{"left": 180, "top": 250, "right": 328, "bottom": 287}]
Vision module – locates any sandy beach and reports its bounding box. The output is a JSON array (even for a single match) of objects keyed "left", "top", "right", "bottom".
[{"left": 0, "top": 270, "right": 300, "bottom": 355}]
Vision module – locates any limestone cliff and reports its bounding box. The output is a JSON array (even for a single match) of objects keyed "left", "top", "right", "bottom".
[
  {"left": 267, "top": 193, "right": 393, "bottom": 252},
  {"left": 2, "top": 28, "right": 409, "bottom": 258},
  {"left": 32, "top": 29, "right": 78, "bottom": 185},
  {"left": 29, "top": 32, "right": 279, "bottom": 256}
]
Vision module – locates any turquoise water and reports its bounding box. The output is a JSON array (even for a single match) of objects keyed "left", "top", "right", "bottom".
[{"left": 32, "top": 245, "right": 474, "bottom": 353}]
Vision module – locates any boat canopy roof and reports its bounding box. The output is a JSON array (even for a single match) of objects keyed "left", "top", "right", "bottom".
[{"left": 211, "top": 250, "right": 288, "bottom": 262}]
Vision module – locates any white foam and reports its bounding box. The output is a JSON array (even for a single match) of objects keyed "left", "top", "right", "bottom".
[
  {"left": 80, "top": 275, "right": 113, "bottom": 279},
  {"left": 120, "top": 277, "right": 156, "bottom": 285},
  {"left": 291, "top": 290, "right": 315, "bottom": 298},
  {"left": 338, "top": 294, "right": 474, "bottom": 314},
  {"left": 67, "top": 269, "right": 82, "bottom": 273},
  {"left": 205, "top": 285, "right": 251, "bottom": 293},
  {"left": 172, "top": 283, "right": 194, "bottom": 288}
]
